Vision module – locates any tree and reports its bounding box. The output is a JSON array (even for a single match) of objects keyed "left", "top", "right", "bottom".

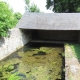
[
  {"left": 0, "top": 1, "right": 21, "bottom": 37},
  {"left": 46, "top": 0, "right": 80, "bottom": 13},
  {"left": 29, "top": 3, "right": 40, "bottom": 12},
  {"left": 24, "top": 0, "right": 40, "bottom": 12},
  {"left": 25, "top": 0, "right": 30, "bottom": 5},
  {"left": 14, "top": 12, "right": 22, "bottom": 22}
]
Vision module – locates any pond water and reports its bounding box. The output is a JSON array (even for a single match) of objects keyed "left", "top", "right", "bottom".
[{"left": 0, "top": 43, "right": 65, "bottom": 80}]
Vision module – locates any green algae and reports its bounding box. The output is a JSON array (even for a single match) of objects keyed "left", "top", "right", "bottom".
[{"left": 0, "top": 45, "right": 64, "bottom": 80}]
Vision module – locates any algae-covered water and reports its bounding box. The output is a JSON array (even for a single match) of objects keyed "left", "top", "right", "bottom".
[{"left": 0, "top": 44, "right": 64, "bottom": 80}]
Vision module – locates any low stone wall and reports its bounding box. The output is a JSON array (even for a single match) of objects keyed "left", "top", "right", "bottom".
[
  {"left": 65, "top": 44, "right": 80, "bottom": 80},
  {"left": 0, "top": 28, "right": 29, "bottom": 60}
]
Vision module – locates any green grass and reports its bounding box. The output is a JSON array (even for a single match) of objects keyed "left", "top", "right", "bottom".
[{"left": 70, "top": 44, "right": 80, "bottom": 60}]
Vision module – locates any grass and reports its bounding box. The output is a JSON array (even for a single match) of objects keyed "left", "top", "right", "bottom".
[
  {"left": 68, "top": 44, "right": 80, "bottom": 60},
  {"left": 71, "top": 44, "right": 80, "bottom": 59}
]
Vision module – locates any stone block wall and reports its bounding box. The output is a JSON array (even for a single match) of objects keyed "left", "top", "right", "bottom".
[{"left": 0, "top": 28, "right": 29, "bottom": 60}]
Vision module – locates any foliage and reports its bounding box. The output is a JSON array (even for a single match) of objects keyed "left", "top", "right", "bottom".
[
  {"left": 46, "top": 0, "right": 80, "bottom": 12},
  {"left": 0, "top": 1, "right": 15, "bottom": 37},
  {"left": 24, "top": 0, "right": 40, "bottom": 12},
  {"left": 29, "top": 3, "right": 40, "bottom": 12},
  {"left": 14, "top": 12, "right": 22, "bottom": 21},
  {"left": 25, "top": 0, "right": 30, "bottom": 5},
  {"left": 8, "top": 73, "right": 21, "bottom": 80},
  {"left": 70, "top": 44, "right": 80, "bottom": 59},
  {"left": 0, "top": 63, "right": 22, "bottom": 80},
  {"left": 6, "top": 65, "right": 14, "bottom": 72},
  {"left": 14, "top": 12, "right": 22, "bottom": 23},
  {"left": 0, "top": 1, "right": 22, "bottom": 37}
]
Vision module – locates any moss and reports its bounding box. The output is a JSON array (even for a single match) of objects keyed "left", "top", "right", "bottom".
[
  {"left": 6, "top": 65, "right": 14, "bottom": 72},
  {"left": 0, "top": 46, "right": 64, "bottom": 80}
]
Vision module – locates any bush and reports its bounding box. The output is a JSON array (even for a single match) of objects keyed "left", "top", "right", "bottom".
[{"left": 0, "top": 1, "right": 21, "bottom": 37}]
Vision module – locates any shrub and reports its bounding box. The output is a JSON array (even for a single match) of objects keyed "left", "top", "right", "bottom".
[{"left": 0, "top": 1, "right": 21, "bottom": 37}]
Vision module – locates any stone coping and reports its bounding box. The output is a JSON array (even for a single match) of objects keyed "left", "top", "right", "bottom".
[{"left": 65, "top": 44, "right": 80, "bottom": 80}]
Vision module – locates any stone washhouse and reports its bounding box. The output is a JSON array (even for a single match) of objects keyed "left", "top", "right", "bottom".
[
  {"left": 17, "top": 12, "right": 80, "bottom": 43},
  {"left": 0, "top": 12, "right": 80, "bottom": 80}
]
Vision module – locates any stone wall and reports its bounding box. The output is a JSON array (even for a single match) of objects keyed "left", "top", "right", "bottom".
[{"left": 0, "top": 28, "right": 29, "bottom": 60}]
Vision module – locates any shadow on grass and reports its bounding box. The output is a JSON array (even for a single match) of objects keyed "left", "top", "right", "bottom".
[{"left": 70, "top": 44, "right": 80, "bottom": 62}]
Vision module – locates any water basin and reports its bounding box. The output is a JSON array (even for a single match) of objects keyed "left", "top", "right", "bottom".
[{"left": 0, "top": 43, "right": 65, "bottom": 80}]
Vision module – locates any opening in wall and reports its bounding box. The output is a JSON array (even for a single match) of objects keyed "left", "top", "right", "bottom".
[{"left": 30, "top": 30, "right": 78, "bottom": 44}]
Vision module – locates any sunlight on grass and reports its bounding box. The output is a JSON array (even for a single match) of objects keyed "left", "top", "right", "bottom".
[{"left": 70, "top": 44, "right": 80, "bottom": 60}]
